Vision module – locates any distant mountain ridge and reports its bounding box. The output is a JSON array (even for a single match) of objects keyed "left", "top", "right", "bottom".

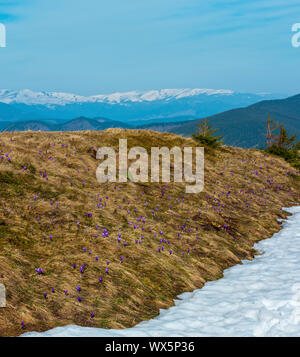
[
  {"left": 2, "top": 93, "right": 299, "bottom": 149},
  {"left": 3, "top": 117, "right": 130, "bottom": 132},
  {"left": 0, "top": 88, "right": 281, "bottom": 123},
  {"left": 0, "top": 88, "right": 236, "bottom": 105},
  {"left": 140, "top": 94, "right": 300, "bottom": 148}
]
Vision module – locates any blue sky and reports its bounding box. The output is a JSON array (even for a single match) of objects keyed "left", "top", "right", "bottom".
[{"left": 0, "top": 0, "right": 299, "bottom": 95}]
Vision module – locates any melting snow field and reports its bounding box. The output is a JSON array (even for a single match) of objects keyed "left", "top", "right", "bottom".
[{"left": 22, "top": 206, "right": 300, "bottom": 337}]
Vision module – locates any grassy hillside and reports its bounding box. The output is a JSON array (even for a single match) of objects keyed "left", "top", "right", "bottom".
[{"left": 0, "top": 129, "right": 299, "bottom": 337}]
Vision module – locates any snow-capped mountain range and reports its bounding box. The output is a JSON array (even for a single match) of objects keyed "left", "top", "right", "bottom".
[
  {"left": 0, "top": 88, "right": 235, "bottom": 106},
  {"left": 0, "top": 88, "right": 282, "bottom": 124}
]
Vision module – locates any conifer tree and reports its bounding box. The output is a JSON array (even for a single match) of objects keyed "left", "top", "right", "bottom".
[
  {"left": 192, "top": 119, "right": 223, "bottom": 148},
  {"left": 276, "top": 124, "right": 297, "bottom": 148},
  {"left": 265, "top": 119, "right": 300, "bottom": 169}
]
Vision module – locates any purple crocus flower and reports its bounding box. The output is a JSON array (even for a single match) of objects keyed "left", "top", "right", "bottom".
[{"left": 36, "top": 268, "right": 44, "bottom": 275}]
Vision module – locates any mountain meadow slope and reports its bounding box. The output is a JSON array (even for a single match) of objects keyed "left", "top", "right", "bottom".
[{"left": 0, "top": 129, "right": 299, "bottom": 337}]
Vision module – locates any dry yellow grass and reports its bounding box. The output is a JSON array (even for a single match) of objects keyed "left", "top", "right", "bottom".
[{"left": 0, "top": 129, "right": 299, "bottom": 337}]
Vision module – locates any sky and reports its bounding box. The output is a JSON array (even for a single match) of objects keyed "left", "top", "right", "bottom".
[{"left": 0, "top": 0, "right": 299, "bottom": 95}]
